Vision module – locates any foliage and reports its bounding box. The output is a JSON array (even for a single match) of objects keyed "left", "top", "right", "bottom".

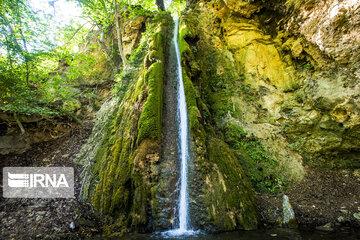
[
  {"left": 294, "top": 89, "right": 305, "bottom": 103},
  {"left": 224, "top": 122, "right": 287, "bottom": 193},
  {"left": 128, "top": 38, "right": 147, "bottom": 66},
  {"left": 166, "top": 0, "right": 186, "bottom": 18},
  {"left": 0, "top": 0, "right": 174, "bottom": 119},
  {"left": 283, "top": 81, "right": 300, "bottom": 93},
  {"left": 78, "top": 0, "right": 157, "bottom": 29},
  {"left": 0, "top": 0, "right": 79, "bottom": 116},
  {"left": 0, "top": 0, "right": 111, "bottom": 117}
]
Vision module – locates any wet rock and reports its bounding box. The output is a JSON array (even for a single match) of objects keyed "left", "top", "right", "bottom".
[
  {"left": 316, "top": 223, "right": 334, "bottom": 232},
  {"left": 70, "top": 221, "right": 75, "bottom": 230},
  {"left": 340, "top": 209, "right": 349, "bottom": 214},
  {"left": 0, "top": 135, "right": 29, "bottom": 154},
  {"left": 282, "top": 195, "right": 297, "bottom": 228},
  {"left": 337, "top": 216, "right": 345, "bottom": 223},
  {"left": 353, "top": 213, "right": 360, "bottom": 221}
]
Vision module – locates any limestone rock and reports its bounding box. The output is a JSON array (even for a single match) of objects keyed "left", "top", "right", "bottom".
[
  {"left": 222, "top": 0, "right": 260, "bottom": 18},
  {"left": 282, "top": 195, "right": 297, "bottom": 228},
  {"left": 121, "top": 16, "right": 146, "bottom": 58},
  {"left": 288, "top": 0, "right": 360, "bottom": 74},
  {"left": 0, "top": 135, "right": 29, "bottom": 154},
  {"left": 353, "top": 212, "right": 360, "bottom": 221}
]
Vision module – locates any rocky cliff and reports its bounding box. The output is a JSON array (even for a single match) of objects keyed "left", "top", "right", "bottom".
[
  {"left": 75, "top": 0, "right": 360, "bottom": 235},
  {"left": 180, "top": 0, "right": 360, "bottom": 228},
  {"left": 182, "top": 0, "right": 360, "bottom": 174}
]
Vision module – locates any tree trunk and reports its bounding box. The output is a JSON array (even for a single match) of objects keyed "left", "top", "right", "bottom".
[
  {"left": 114, "top": 0, "right": 127, "bottom": 67},
  {"left": 156, "top": 0, "right": 165, "bottom": 11},
  {"left": 19, "top": 28, "right": 30, "bottom": 86}
]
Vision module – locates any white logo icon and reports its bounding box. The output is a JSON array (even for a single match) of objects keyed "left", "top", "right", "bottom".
[
  {"left": 8, "top": 173, "right": 30, "bottom": 187},
  {"left": 8, "top": 172, "right": 69, "bottom": 188},
  {"left": 3, "top": 167, "right": 74, "bottom": 198}
]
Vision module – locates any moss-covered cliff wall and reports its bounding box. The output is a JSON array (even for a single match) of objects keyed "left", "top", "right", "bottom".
[
  {"left": 76, "top": 8, "right": 260, "bottom": 234},
  {"left": 179, "top": 2, "right": 304, "bottom": 197},
  {"left": 75, "top": 0, "right": 360, "bottom": 235},
  {"left": 182, "top": 0, "right": 360, "bottom": 176},
  {"left": 76, "top": 13, "right": 172, "bottom": 236}
]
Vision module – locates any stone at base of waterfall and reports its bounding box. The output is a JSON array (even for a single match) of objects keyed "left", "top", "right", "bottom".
[
  {"left": 282, "top": 194, "right": 298, "bottom": 228},
  {"left": 316, "top": 223, "right": 334, "bottom": 232},
  {"left": 337, "top": 216, "right": 345, "bottom": 223},
  {"left": 353, "top": 212, "right": 360, "bottom": 221}
]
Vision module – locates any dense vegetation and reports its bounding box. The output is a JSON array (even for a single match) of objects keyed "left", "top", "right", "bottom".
[{"left": 0, "top": 0, "right": 171, "bottom": 118}]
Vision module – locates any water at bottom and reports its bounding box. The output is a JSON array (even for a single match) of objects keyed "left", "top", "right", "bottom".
[
  {"left": 160, "top": 228, "right": 201, "bottom": 238},
  {"left": 118, "top": 228, "right": 360, "bottom": 240}
]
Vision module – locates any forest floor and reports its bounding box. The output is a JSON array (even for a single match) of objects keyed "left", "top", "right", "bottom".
[
  {"left": 0, "top": 120, "right": 102, "bottom": 239},
  {"left": 257, "top": 166, "right": 360, "bottom": 231}
]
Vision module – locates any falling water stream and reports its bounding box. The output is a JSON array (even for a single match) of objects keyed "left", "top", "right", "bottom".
[
  {"left": 174, "top": 17, "right": 190, "bottom": 233},
  {"left": 162, "top": 17, "right": 196, "bottom": 237}
]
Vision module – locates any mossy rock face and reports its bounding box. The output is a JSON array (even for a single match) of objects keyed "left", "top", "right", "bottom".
[
  {"left": 75, "top": 13, "right": 172, "bottom": 235},
  {"left": 137, "top": 61, "right": 164, "bottom": 144},
  {"left": 204, "top": 137, "right": 259, "bottom": 230},
  {"left": 179, "top": 13, "right": 260, "bottom": 231}
]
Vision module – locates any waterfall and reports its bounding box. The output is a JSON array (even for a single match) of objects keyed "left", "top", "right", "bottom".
[
  {"left": 162, "top": 17, "right": 196, "bottom": 237},
  {"left": 175, "top": 17, "right": 189, "bottom": 232}
]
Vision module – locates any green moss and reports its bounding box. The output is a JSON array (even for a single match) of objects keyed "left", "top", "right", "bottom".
[
  {"left": 205, "top": 137, "right": 259, "bottom": 230},
  {"left": 136, "top": 20, "right": 166, "bottom": 144},
  {"left": 294, "top": 89, "right": 305, "bottom": 103},
  {"left": 134, "top": 74, "right": 146, "bottom": 100},
  {"left": 148, "top": 32, "right": 164, "bottom": 61},
  {"left": 129, "top": 39, "right": 147, "bottom": 67},
  {"left": 182, "top": 70, "right": 199, "bottom": 130},
  {"left": 224, "top": 121, "right": 286, "bottom": 193},
  {"left": 177, "top": 13, "right": 261, "bottom": 230},
  {"left": 288, "top": 218, "right": 298, "bottom": 228},
  {"left": 209, "top": 91, "right": 232, "bottom": 117},
  {"left": 179, "top": 17, "right": 199, "bottom": 56},
  {"left": 137, "top": 62, "right": 164, "bottom": 144},
  {"left": 179, "top": 23, "right": 190, "bottom": 56},
  {"left": 283, "top": 81, "right": 300, "bottom": 93},
  {"left": 130, "top": 172, "right": 149, "bottom": 230},
  {"left": 178, "top": 20, "right": 201, "bottom": 131},
  {"left": 77, "top": 13, "right": 171, "bottom": 235}
]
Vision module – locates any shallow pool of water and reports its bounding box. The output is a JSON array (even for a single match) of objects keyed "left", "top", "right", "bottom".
[{"left": 119, "top": 228, "right": 360, "bottom": 240}]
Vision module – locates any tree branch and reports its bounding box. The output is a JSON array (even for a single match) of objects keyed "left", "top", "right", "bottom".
[{"left": 14, "top": 113, "right": 25, "bottom": 135}]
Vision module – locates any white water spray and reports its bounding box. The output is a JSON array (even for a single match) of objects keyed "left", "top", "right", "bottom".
[{"left": 162, "top": 18, "right": 196, "bottom": 237}]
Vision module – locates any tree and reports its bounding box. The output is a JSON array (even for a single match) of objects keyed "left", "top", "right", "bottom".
[
  {"left": 0, "top": 0, "right": 81, "bottom": 117},
  {"left": 155, "top": 0, "right": 165, "bottom": 11},
  {"left": 77, "top": 0, "right": 128, "bottom": 67},
  {"left": 114, "top": 0, "right": 127, "bottom": 67}
]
